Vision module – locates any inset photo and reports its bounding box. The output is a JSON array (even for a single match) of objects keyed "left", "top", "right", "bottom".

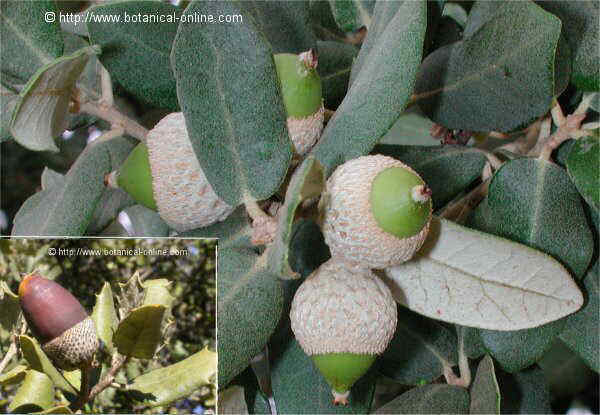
[{"left": 0, "top": 238, "right": 216, "bottom": 414}]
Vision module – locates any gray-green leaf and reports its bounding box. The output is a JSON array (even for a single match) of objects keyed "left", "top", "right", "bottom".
[
  {"left": 566, "top": 135, "right": 599, "bottom": 211},
  {"left": 415, "top": 1, "right": 563, "bottom": 132},
  {"left": 375, "top": 384, "right": 469, "bottom": 414},
  {"left": 91, "top": 282, "right": 118, "bottom": 354},
  {"left": 328, "top": 0, "right": 374, "bottom": 32},
  {"left": 11, "top": 46, "right": 98, "bottom": 152},
  {"left": 218, "top": 248, "right": 283, "bottom": 388},
  {"left": 172, "top": 0, "right": 292, "bottom": 206},
  {"left": 312, "top": 0, "right": 426, "bottom": 175},
  {"left": 469, "top": 355, "right": 500, "bottom": 414}
]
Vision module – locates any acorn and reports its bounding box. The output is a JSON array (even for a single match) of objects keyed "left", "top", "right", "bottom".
[
  {"left": 290, "top": 258, "right": 397, "bottom": 405},
  {"left": 274, "top": 50, "right": 324, "bottom": 156},
  {"left": 18, "top": 272, "right": 99, "bottom": 371},
  {"left": 319, "top": 155, "right": 432, "bottom": 269},
  {"left": 106, "top": 112, "right": 234, "bottom": 232}
]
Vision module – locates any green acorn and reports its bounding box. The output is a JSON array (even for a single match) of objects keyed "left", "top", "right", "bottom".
[
  {"left": 290, "top": 258, "right": 397, "bottom": 405},
  {"left": 19, "top": 272, "right": 99, "bottom": 371},
  {"left": 274, "top": 50, "right": 324, "bottom": 156},
  {"left": 320, "top": 154, "right": 432, "bottom": 269},
  {"left": 106, "top": 112, "right": 234, "bottom": 232}
]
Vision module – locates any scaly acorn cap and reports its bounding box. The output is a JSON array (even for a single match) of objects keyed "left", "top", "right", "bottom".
[
  {"left": 108, "top": 112, "right": 235, "bottom": 232},
  {"left": 290, "top": 258, "right": 397, "bottom": 404},
  {"left": 320, "top": 155, "right": 432, "bottom": 269},
  {"left": 274, "top": 50, "right": 324, "bottom": 156},
  {"left": 19, "top": 272, "right": 98, "bottom": 371}
]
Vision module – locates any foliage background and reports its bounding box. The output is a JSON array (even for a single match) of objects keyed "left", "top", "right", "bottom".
[{"left": 0, "top": 238, "right": 216, "bottom": 414}]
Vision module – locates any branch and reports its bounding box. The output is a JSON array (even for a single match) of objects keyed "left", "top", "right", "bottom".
[
  {"left": 79, "top": 100, "right": 148, "bottom": 143},
  {"left": 439, "top": 163, "right": 492, "bottom": 224},
  {"left": 69, "top": 364, "right": 92, "bottom": 412},
  {"left": 0, "top": 341, "right": 18, "bottom": 375},
  {"left": 88, "top": 354, "right": 129, "bottom": 402}
]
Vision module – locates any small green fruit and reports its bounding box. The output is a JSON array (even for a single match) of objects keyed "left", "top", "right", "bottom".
[
  {"left": 320, "top": 155, "right": 432, "bottom": 269},
  {"left": 290, "top": 258, "right": 397, "bottom": 405},
  {"left": 107, "top": 112, "right": 234, "bottom": 232},
  {"left": 274, "top": 50, "right": 324, "bottom": 155}
]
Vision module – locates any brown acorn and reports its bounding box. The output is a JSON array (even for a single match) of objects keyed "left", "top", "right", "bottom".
[{"left": 18, "top": 272, "right": 99, "bottom": 370}]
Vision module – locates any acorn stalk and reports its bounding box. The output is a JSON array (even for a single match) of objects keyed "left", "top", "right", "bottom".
[{"left": 18, "top": 272, "right": 99, "bottom": 371}]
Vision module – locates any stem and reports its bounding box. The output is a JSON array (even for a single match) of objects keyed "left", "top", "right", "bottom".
[
  {"left": 70, "top": 364, "right": 92, "bottom": 412},
  {"left": 439, "top": 164, "right": 492, "bottom": 224},
  {"left": 79, "top": 100, "right": 148, "bottom": 142},
  {"left": 0, "top": 342, "right": 17, "bottom": 375},
  {"left": 88, "top": 354, "right": 128, "bottom": 402},
  {"left": 456, "top": 326, "right": 471, "bottom": 388},
  {"left": 100, "top": 66, "right": 114, "bottom": 107}
]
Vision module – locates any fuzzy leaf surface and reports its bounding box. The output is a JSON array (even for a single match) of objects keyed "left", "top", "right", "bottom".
[
  {"left": 566, "top": 135, "right": 599, "bottom": 211},
  {"left": 0, "top": 0, "right": 63, "bottom": 84},
  {"left": 379, "top": 305, "right": 456, "bottom": 385},
  {"left": 8, "top": 370, "right": 54, "bottom": 413},
  {"left": 1, "top": 84, "right": 19, "bottom": 141},
  {"left": 538, "top": 1, "right": 600, "bottom": 90},
  {"left": 12, "top": 136, "right": 135, "bottom": 236},
  {"left": 415, "top": 2, "right": 562, "bottom": 132},
  {"left": 172, "top": 1, "right": 291, "bottom": 206},
  {"left": 496, "top": 367, "right": 551, "bottom": 413},
  {"left": 268, "top": 157, "right": 324, "bottom": 279},
  {"left": 374, "top": 145, "right": 487, "bottom": 210},
  {"left": 384, "top": 217, "right": 583, "bottom": 331},
  {"left": 10, "top": 46, "right": 97, "bottom": 152},
  {"left": 86, "top": 1, "right": 180, "bottom": 110},
  {"left": 469, "top": 355, "right": 500, "bottom": 414},
  {"left": 311, "top": 0, "right": 425, "bottom": 175},
  {"left": 91, "top": 282, "right": 118, "bottom": 354},
  {"left": 218, "top": 248, "right": 283, "bottom": 388},
  {"left": 328, "top": 0, "right": 374, "bottom": 32},
  {"left": 316, "top": 40, "right": 358, "bottom": 110},
  {"left": 375, "top": 384, "right": 469, "bottom": 414},
  {"left": 270, "top": 339, "right": 375, "bottom": 414},
  {"left": 127, "top": 348, "right": 216, "bottom": 407},
  {"left": 180, "top": 206, "right": 251, "bottom": 249}
]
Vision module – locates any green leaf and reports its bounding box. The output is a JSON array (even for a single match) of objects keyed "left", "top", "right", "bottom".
[
  {"left": 311, "top": 1, "right": 426, "bottom": 175},
  {"left": 10, "top": 46, "right": 98, "bottom": 152},
  {"left": 375, "top": 384, "right": 470, "bottom": 414},
  {"left": 172, "top": 1, "right": 292, "bottom": 206},
  {"left": 538, "top": 1, "right": 600, "bottom": 91},
  {"left": 113, "top": 304, "right": 166, "bottom": 359},
  {"left": 8, "top": 370, "right": 54, "bottom": 413},
  {"left": 12, "top": 136, "right": 136, "bottom": 236},
  {"left": 1, "top": 84, "right": 19, "bottom": 141},
  {"left": 288, "top": 218, "right": 331, "bottom": 279},
  {"left": 316, "top": 40, "right": 358, "bottom": 110},
  {"left": 141, "top": 278, "right": 174, "bottom": 310},
  {"left": 328, "top": 0, "right": 374, "bottom": 32},
  {"left": 218, "top": 248, "right": 283, "bottom": 388},
  {"left": 267, "top": 157, "right": 325, "bottom": 279},
  {"left": 373, "top": 145, "right": 487, "bottom": 210},
  {"left": 40, "top": 167, "right": 65, "bottom": 191},
  {"left": 385, "top": 217, "right": 583, "bottom": 331},
  {"left": 0, "top": 0, "right": 63, "bottom": 83},
  {"left": 271, "top": 339, "right": 376, "bottom": 413},
  {"left": 100, "top": 205, "right": 170, "bottom": 237},
  {"left": 379, "top": 305, "right": 457, "bottom": 385},
  {"left": 180, "top": 206, "right": 252, "bottom": 249},
  {"left": 35, "top": 406, "right": 73, "bottom": 414},
  {"left": 469, "top": 355, "right": 500, "bottom": 414},
  {"left": 245, "top": 1, "right": 316, "bottom": 54},
  {"left": 468, "top": 158, "right": 593, "bottom": 278},
  {"left": 496, "top": 367, "right": 551, "bottom": 414},
  {"left": 0, "top": 365, "right": 27, "bottom": 385},
  {"left": 86, "top": 1, "right": 181, "bottom": 110},
  {"left": 91, "top": 282, "right": 118, "bottom": 354},
  {"left": 415, "top": 2, "right": 563, "bottom": 132},
  {"left": 127, "top": 348, "right": 216, "bottom": 407},
  {"left": 559, "top": 261, "right": 599, "bottom": 371},
  {"left": 566, "top": 135, "right": 599, "bottom": 211},
  {"left": 85, "top": 187, "right": 136, "bottom": 235},
  {"left": 377, "top": 107, "right": 438, "bottom": 147},
  {"left": 0, "top": 281, "right": 20, "bottom": 332},
  {"left": 18, "top": 335, "right": 76, "bottom": 394},
  {"left": 348, "top": 0, "right": 403, "bottom": 85}
]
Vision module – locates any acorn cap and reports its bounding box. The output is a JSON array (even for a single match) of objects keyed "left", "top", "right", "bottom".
[
  {"left": 290, "top": 258, "right": 397, "bottom": 356},
  {"left": 146, "top": 112, "right": 234, "bottom": 232},
  {"left": 320, "top": 155, "right": 432, "bottom": 269},
  {"left": 19, "top": 272, "right": 98, "bottom": 370},
  {"left": 287, "top": 103, "right": 324, "bottom": 156}
]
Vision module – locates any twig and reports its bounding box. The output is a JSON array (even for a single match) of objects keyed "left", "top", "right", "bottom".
[
  {"left": 88, "top": 354, "right": 129, "bottom": 402},
  {"left": 70, "top": 364, "right": 92, "bottom": 412},
  {"left": 439, "top": 163, "right": 492, "bottom": 224},
  {"left": 100, "top": 66, "right": 114, "bottom": 107},
  {"left": 0, "top": 342, "right": 18, "bottom": 375},
  {"left": 499, "top": 119, "right": 541, "bottom": 155},
  {"left": 79, "top": 100, "right": 148, "bottom": 142}
]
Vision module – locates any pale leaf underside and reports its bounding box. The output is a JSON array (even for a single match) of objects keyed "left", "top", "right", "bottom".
[{"left": 384, "top": 217, "right": 583, "bottom": 331}]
